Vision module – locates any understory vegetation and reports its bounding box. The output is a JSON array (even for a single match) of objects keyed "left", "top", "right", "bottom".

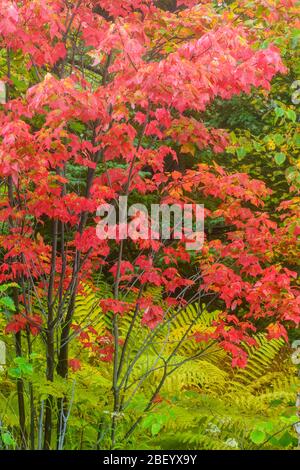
[{"left": 0, "top": 0, "right": 299, "bottom": 450}]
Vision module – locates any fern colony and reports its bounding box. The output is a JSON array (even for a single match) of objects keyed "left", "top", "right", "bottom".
[{"left": 0, "top": 285, "right": 299, "bottom": 450}]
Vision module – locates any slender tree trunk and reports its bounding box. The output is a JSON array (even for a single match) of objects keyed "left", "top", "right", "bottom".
[
  {"left": 6, "top": 50, "right": 27, "bottom": 449},
  {"left": 15, "top": 330, "right": 27, "bottom": 449},
  {"left": 56, "top": 144, "right": 101, "bottom": 436},
  {"left": 43, "top": 329, "right": 55, "bottom": 450},
  {"left": 8, "top": 178, "right": 27, "bottom": 449},
  {"left": 56, "top": 288, "right": 77, "bottom": 449},
  {"left": 44, "top": 219, "right": 58, "bottom": 449},
  {"left": 26, "top": 328, "right": 35, "bottom": 450}
]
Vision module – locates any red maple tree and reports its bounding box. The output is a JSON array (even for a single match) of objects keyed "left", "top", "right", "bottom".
[{"left": 0, "top": 0, "right": 299, "bottom": 448}]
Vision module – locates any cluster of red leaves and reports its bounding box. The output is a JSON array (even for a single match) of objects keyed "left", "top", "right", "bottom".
[
  {"left": 0, "top": 0, "right": 298, "bottom": 370},
  {"left": 71, "top": 324, "right": 124, "bottom": 363},
  {"left": 5, "top": 314, "right": 43, "bottom": 336},
  {"left": 68, "top": 358, "right": 82, "bottom": 373}
]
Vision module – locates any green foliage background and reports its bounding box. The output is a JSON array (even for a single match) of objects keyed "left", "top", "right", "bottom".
[{"left": 0, "top": 0, "right": 299, "bottom": 451}]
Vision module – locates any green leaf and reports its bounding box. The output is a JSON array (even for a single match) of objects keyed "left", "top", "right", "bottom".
[
  {"left": 8, "top": 367, "right": 22, "bottom": 379},
  {"left": 236, "top": 147, "right": 247, "bottom": 160},
  {"left": 22, "top": 363, "right": 33, "bottom": 375},
  {"left": 260, "top": 421, "right": 273, "bottom": 433},
  {"left": 0, "top": 296, "right": 16, "bottom": 311},
  {"left": 253, "top": 141, "right": 263, "bottom": 152},
  {"left": 142, "top": 415, "right": 155, "bottom": 429},
  {"left": 250, "top": 429, "right": 266, "bottom": 444},
  {"left": 270, "top": 398, "right": 283, "bottom": 407},
  {"left": 151, "top": 422, "right": 161, "bottom": 436},
  {"left": 279, "top": 414, "right": 298, "bottom": 425},
  {"left": 273, "top": 134, "right": 284, "bottom": 146},
  {"left": 293, "top": 133, "right": 300, "bottom": 147},
  {"left": 275, "top": 107, "right": 285, "bottom": 118},
  {"left": 165, "top": 45, "right": 174, "bottom": 53},
  {"left": 10, "top": 357, "right": 33, "bottom": 376},
  {"left": 1, "top": 431, "right": 16, "bottom": 447},
  {"left": 286, "top": 166, "right": 297, "bottom": 178},
  {"left": 277, "top": 431, "right": 294, "bottom": 448},
  {"left": 274, "top": 152, "right": 286, "bottom": 165},
  {"left": 69, "top": 121, "right": 85, "bottom": 134},
  {"left": 12, "top": 76, "right": 28, "bottom": 92},
  {"left": 0, "top": 283, "right": 19, "bottom": 293},
  {"left": 286, "top": 109, "right": 296, "bottom": 122},
  {"left": 230, "top": 131, "right": 237, "bottom": 144}
]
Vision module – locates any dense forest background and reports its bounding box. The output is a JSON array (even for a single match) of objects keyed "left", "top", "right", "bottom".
[{"left": 0, "top": 0, "right": 299, "bottom": 450}]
